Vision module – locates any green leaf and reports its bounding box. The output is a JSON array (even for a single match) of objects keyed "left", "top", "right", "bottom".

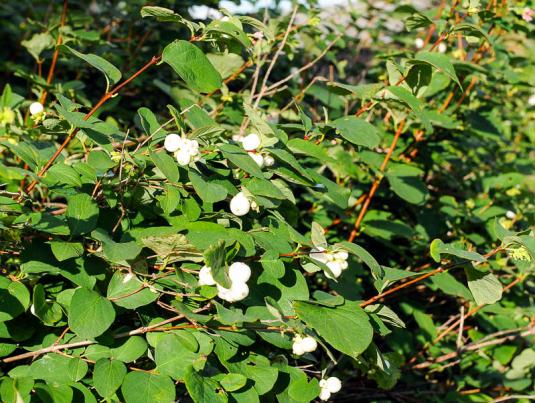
[
  {"left": 184, "top": 366, "right": 227, "bottom": 402},
  {"left": 0, "top": 377, "right": 34, "bottom": 403},
  {"left": 162, "top": 40, "right": 222, "bottom": 93},
  {"left": 465, "top": 266, "right": 503, "bottom": 305},
  {"left": 429, "top": 239, "right": 485, "bottom": 263},
  {"left": 121, "top": 372, "right": 176, "bottom": 403},
  {"left": 330, "top": 116, "right": 381, "bottom": 148},
  {"left": 410, "top": 51, "right": 461, "bottom": 88},
  {"left": 68, "top": 287, "right": 115, "bottom": 339},
  {"left": 294, "top": 300, "right": 373, "bottom": 358},
  {"left": 205, "top": 20, "right": 252, "bottom": 47},
  {"left": 219, "top": 143, "right": 264, "bottom": 178},
  {"left": 32, "top": 284, "right": 62, "bottom": 325},
  {"left": 140, "top": 6, "right": 199, "bottom": 34},
  {"left": 189, "top": 170, "right": 228, "bottom": 203},
  {"left": 204, "top": 240, "right": 230, "bottom": 288},
  {"left": 338, "top": 241, "right": 384, "bottom": 279},
  {"left": 66, "top": 193, "right": 99, "bottom": 236},
  {"left": 155, "top": 333, "right": 201, "bottom": 380},
  {"left": 151, "top": 151, "right": 179, "bottom": 183},
  {"left": 49, "top": 241, "right": 84, "bottom": 261},
  {"left": 287, "top": 138, "right": 334, "bottom": 162},
  {"left": 386, "top": 86, "right": 433, "bottom": 132},
  {"left": 93, "top": 359, "right": 126, "bottom": 399},
  {"left": 219, "top": 373, "right": 247, "bottom": 392},
  {"left": 386, "top": 164, "right": 428, "bottom": 205},
  {"left": 21, "top": 33, "right": 54, "bottom": 62},
  {"left": 61, "top": 45, "right": 122, "bottom": 88},
  {"left": 310, "top": 222, "right": 327, "bottom": 249},
  {"left": 0, "top": 277, "right": 30, "bottom": 322},
  {"left": 107, "top": 271, "right": 158, "bottom": 309}
]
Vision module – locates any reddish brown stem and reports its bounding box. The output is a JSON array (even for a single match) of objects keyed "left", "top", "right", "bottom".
[
  {"left": 348, "top": 120, "right": 405, "bottom": 242},
  {"left": 25, "top": 55, "right": 161, "bottom": 193},
  {"left": 40, "top": 0, "right": 68, "bottom": 105}
]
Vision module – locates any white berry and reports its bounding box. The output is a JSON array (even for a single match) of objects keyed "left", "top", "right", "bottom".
[
  {"left": 164, "top": 133, "right": 182, "bottom": 152},
  {"left": 228, "top": 262, "right": 251, "bottom": 284},
  {"left": 438, "top": 42, "right": 447, "bottom": 53},
  {"left": 309, "top": 247, "right": 329, "bottom": 264},
  {"left": 230, "top": 192, "right": 251, "bottom": 216},
  {"left": 263, "top": 155, "right": 275, "bottom": 167},
  {"left": 292, "top": 336, "right": 305, "bottom": 355},
  {"left": 325, "top": 377, "right": 342, "bottom": 393},
  {"left": 300, "top": 336, "right": 318, "bottom": 353},
  {"left": 325, "top": 261, "right": 343, "bottom": 279},
  {"left": 248, "top": 152, "right": 264, "bottom": 168},
  {"left": 198, "top": 266, "right": 216, "bottom": 286},
  {"left": 29, "top": 101, "right": 44, "bottom": 116},
  {"left": 528, "top": 94, "right": 535, "bottom": 106},
  {"left": 506, "top": 210, "right": 516, "bottom": 220},
  {"left": 175, "top": 149, "right": 191, "bottom": 166},
  {"left": 319, "top": 388, "right": 331, "bottom": 401},
  {"left": 241, "top": 133, "right": 261, "bottom": 151},
  {"left": 415, "top": 38, "right": 424, "bottom": 49},
  {"left": 217, "top": 282, "right": 249, "bottom": 302},
  {"left": 334, "top": 250, "right": 348, "bottom": 261}
]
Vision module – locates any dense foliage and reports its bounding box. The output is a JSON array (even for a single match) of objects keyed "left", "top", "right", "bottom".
[{"left": 0, "top": 0, "right": 534, "bottom": 401}]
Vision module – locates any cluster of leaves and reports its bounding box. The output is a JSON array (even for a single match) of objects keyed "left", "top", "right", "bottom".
[{"left": 0, "top": 0, "right": 534, "bottom": 402}]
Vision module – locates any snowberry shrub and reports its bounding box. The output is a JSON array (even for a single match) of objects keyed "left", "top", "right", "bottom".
[{"left": 0, "top": 0, "right": 533, "bottom": 402}]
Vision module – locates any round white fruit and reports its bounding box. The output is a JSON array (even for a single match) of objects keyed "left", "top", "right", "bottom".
[
  {"left": 309, "top": 247, "right": 329, "bottom": 264},
  {"left": 438, "top": 42, "right": 447, "bottom": 53},
  {"left": 198, "top": 266, "right": 216, "bottom": 286},
  {"left": 318, "top": 388, "right": 331, "bottom": 401},
  {"left": 175, "top": 149, "right": 191, "bottom": 166},
  {"left": 300, "top": 336, "right": 318, "bottom": 353},
  {"left": 164, "top": 133, "right": 182, "bottom": 152},
  {"left": 415, "top": 37, "right": 424, "bottom": 49},
  {"left": 228, "top": 262, "right": 251, "bottom": 284},
  {"left": 263, "top": 155, "right": 275, "bottom": 167},
  {"left": 528, "top": 94, "right": 535, "bottom": 106},
  {"left": 506, "top": 210, "right": 516, "bottom": 220},
  {"left": 248, "top": 152, "right": 264, "bottom": 168},
  {"left": 229, "top": 281, "right": 249, "bottom": 301},
  {"left": 230, "top": 192, "right": 251, "bottom": 216},
  {"left": 241, "top": 133, "right": 261, "bottom": 151},
  {"left": 334, "top": 250, "right": 348, "bottom": 261},
  {"left": 292, "top": 340, "right": 305, "bottom": 355},
  {"left": 29, "top": 101, "right": 44, "bottom": 116},
  {"left": 325, "top": 261, "right": 343, "bottom": 279},
  {"left": 325, "top": 377, "right": 342, "bottom": 393}
]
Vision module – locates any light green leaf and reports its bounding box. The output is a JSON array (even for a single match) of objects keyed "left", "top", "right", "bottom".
[
  {"left": 294, "top": 300, "right": 373, "bottom": 357},
  {"left": 62, "top": 45, "right": 122, "bottom": 88},
  {"left": 331, "top": 116, "right": 381, "bottom": 148},
  {"left": 430, "top": 239, "right": 485, "bottom": 263},
  {"left": 465, "top": 266, "right": 503, "bottom": 305},
  {"left": 151, "top": 151, "right": 179, "bottom": 183},
  {"left": 93, "top": 359, "right": 126, "bottom": 399},
  {"left": 162, "top": 40, "right": 222, "bottom": 93},
  {"left": 68, "top": 287, "right": 115, "bottom": 339},
  {"left": 121, "top": 372, "right": 176, "bottom": 403},
  {"left": 189, "top": 170, "right": 228, "bottom": 203},
  {"left": 386, "top": 86, "right": 433, "bottom": 132},
  {"left": 410, "top": 51, "right": 461, "bottom": 88},
  {"left": 219, "top": 143, "right": 264, "bottom": 178},
  {"left": 0, "top": 277, "right": 30, "bottom": 322},
  {"left": 66, "top": 193, "right": 99, "bottom": 236},
  {"left": 184, "top": 366, "right": 227, "bottom": 402}
]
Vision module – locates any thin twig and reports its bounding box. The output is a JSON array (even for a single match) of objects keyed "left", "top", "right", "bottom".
[{"left": 40, "top": 0, "right": 69, "bottom": 105}]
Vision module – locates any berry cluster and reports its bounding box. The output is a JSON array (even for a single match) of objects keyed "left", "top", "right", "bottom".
[
  {"left": 309, "top": 248, "right": 349, "bottom": 279},
  {"left": 235, "top": 132, "right": 275, "bottom": 168},
  {"left": 291, "top": 334, "right": 318, "bottom": 355},
  {"left": 319, "top": 377, "right": 342, "bottom": 401},
  {"left": 163, "top": 133, "right": 201, "bottom": 166},
  {"left": 198, "top": 262, "right": 251, "bottom": 302}
]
